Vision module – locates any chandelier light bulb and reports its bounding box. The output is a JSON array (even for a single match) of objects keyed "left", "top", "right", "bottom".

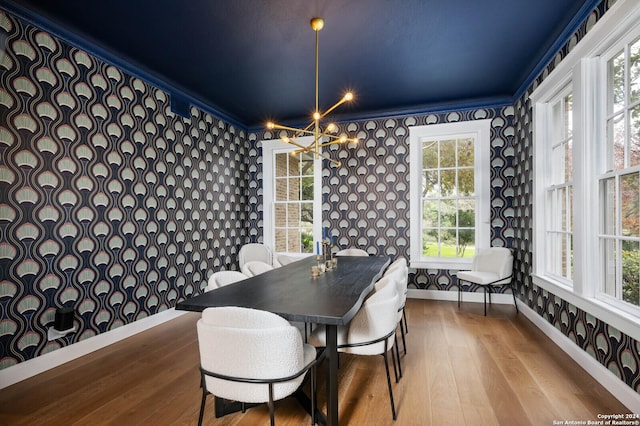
[
  {"left": 266, "top": 122, "right": 275, "bottom": 129},
  {"left": 343, "top": 92, "right": 353, "bottom": 101}
]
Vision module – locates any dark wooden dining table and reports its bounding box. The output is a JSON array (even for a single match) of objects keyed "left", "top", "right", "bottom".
[{"left": 175, "top": 254, "right": 390, "bottom": 426}]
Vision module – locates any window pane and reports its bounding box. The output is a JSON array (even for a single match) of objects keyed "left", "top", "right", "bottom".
[
  {"left": 422, "top": 141, "right": 438, "bottom": 168},
  {"left": 275, "top": 204, "right": 286, "bottom": 227},
  {"left": 565, "top": 138, "right": 573, "bottom": 182},
  {"left": 288, "top": 177, "right": 300, "bottom": 200},
  {"left": 301, "top": 202, "right": 313, "bottom": 226},
  {"left": 439, "top": 139, "right": 456, "bottom": 168},
  {"left": 602, "top": 238, "right": 617, "bottom": 297},
  {"left": 559, "top": 187, "right": 567, "bottom": 230},
  {"left": 441, "top": 169, "right": 457, "bottom": 196},
  {"left": 275, "top": 229, "right": 286, "bottom": 252},
  {"left": 631, "top": 105, "right": 640, "bottom": 167},
  {"left": 621, "top": 173, "right": 640, "bottom": 237},
  {"left": 301, "top": 152, "right": 314, "bottom": 175},
  {"left": 275, "top": 178, "right": 287, "bottom": 201},
  {"left": 458, "top": 168, "right": 474, "bottom": 195},
  {"left": 459, "top": 198, "right": 475, "bottom": 227},
  {"left": 301, "top": 176, "right": 313, "bottom": 200},
  {"left": 622, "top": 240, "right": 640, "bottom": 307},
  {"left": 288, "top": 229, "right": 300, "bottom": 253},
  {"left": 287, "top": 203, "right": 300, "bottom": 224},
  {"left": 290, "top": 153, "right": 301, "bottom": 175},
  {"left": 423, "top": 200, "right": 438, "bottom": 228},
  {"left": 440, "top": 199, "right": 456, "bottom": 227},
  {"left": 607, "top": 114, "right": 625, "bottom": 171},
  {"left": 601, "top": 178, "right": 617, "bottom": 235},
  {"left": 564, "top": 93, "right": 573, "bottom": 139},
  {"left": 423, "top": 229, "right": 438, "bottom": 256},
  {"left": 458, "top": 229, "right": 475, "bottom": 258},
  {"left": 630, "top": 37, "right": 640, "bottom": 104},
  {"left": 608, "top": 49, "right": 625, "bottom": 114},
  {"left": 301, "top": 226, "right": 313, "bottom": 253},
  {"left": 458, "top": 138, "right": 474, "bottom": 167},
  {"left": 423, "top": 170, "right": 438, "bottom": 197},
  {"left": 275, "top": 153, "right": 288, "bottom": 177}
]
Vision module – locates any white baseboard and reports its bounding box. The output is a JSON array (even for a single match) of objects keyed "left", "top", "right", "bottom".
[
  {"left": 0, "top": 308, "right": 186, "bottom": 390},
  {"left": 406, "top": 290, "right": 640, "bottom": 411},
  {"left": 407, "top": 288, "right": 516, "bottom": 304}
]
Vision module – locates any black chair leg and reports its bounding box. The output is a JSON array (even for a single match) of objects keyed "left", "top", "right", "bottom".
[
  {"left": 391, "top": 336, "right": 399, "bottom": 383},
  {"left": 403, "top": 308, "right": 408, "bottom": 334},
  {"left": 394, "top": 334, "right": 403, "bottom": 379},
  {"left": 198, "top": 388, "right": 207, "bottom": 426},
  {"left": 399, "top": 317, "right": 407, "bottom": 355},
  {"left": 382, "top": 351, "right": 397, "bottom": 420},
  {"left": 268, "top": 384, "right": 275, "bottom": 426},
  {"left": 483, "top": 287, "right": 488, "bottom": 316},
  {"left": 311, "top": 366, "right": 316, "bottom": 425},
  {"left": 458, "top": 279, "right": 462, "bottom": 307}
]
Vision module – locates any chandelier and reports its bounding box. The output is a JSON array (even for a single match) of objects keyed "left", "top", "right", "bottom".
[{"left": 266, "top": 18, "right": 358, "bottom": 167}]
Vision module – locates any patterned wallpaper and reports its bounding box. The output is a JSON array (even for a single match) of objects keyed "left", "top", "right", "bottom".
[
  {"left": 1, "top": 0, "right": 638, "bottom": 397},
  {"left": 0, "top": 9, "right": 249, "bottom": 369}
]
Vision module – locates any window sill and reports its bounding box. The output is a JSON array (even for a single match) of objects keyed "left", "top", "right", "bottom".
[{"left": 532, "top": 274, "right": 640, "bottom": 343}]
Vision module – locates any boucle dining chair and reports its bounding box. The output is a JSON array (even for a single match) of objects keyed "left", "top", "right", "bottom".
[
  {"left": 206, "top": 270, "right": 248, "bottom": 291},
  {"left": 241, "top": 260, "right": 274, "bottom": 277},
  {"left": 238, "top": 243, "right": 272, "bottom": 269},
  {"left": 196, "top": 306, "right": 321, "bottom": 426},
  {"left": 308, "top": 276, "right": 400, "bottom": 420},
  {"left": 334, "top": 247, "right": 369, "bottom": 257},
  {"left": 456, "top": 247, "right": 517, "bottom": 316}
]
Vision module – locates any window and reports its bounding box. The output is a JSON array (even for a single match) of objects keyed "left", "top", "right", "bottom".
[
  {"left": 543, "top": 87, "right": 575, "bottom": 285},
  {"left": 262, "top": 137, "right": 322, "bottom": 257},
  {"left": 409, "top": 120, "right": 491, "bottom": 269},
  {"left": 531, "top": 0, "right": 640, "bottom": 339},
  {"left": 598, "top": 33, "right": 640, "bottom": 310}
]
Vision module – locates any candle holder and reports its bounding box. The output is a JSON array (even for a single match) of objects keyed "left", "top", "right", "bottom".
[{"left": 316, "top": 255, "right": 325, "bottom": 274}]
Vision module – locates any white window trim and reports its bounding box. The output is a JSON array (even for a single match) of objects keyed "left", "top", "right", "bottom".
[
  {"left": 409, "top": 119, "right": 491, "bottom": 270},
  {"left": 262, "top": 136, "right": 322, "bottom": 258},
  {"left": 531, "top": 0, "right": 640, "bottom": 342}
]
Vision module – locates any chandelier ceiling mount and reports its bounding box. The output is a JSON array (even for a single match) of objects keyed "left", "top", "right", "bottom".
[{"left": 266, "top": 17, "right": 358, "bottom": 167}]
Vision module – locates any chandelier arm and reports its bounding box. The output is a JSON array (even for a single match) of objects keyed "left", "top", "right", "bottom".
[
  {"left": 320, "top": 98, "right": 348, "bottom": 120},
  {"left": 283, "top": 138, "right": 312, "bottom": 152},
  {"left": 319, "top": 138, "right": 356, "bottom": 147}
]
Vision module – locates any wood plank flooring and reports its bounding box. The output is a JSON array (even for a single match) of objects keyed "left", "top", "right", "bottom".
[{"left": 0, "top": 299, "right": 630, "bottom": 425}]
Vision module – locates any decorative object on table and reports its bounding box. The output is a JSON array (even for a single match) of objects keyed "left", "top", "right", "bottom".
[{"left": 266, "top": 17, "right": 358, "bottom": 167}]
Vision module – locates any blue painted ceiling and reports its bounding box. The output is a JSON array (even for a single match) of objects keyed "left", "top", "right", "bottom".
[{"left": 8, "top": 0, "right": 591, "bottom": 128}]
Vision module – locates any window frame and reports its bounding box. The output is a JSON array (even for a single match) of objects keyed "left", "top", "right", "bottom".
[
  {"left": 409, "top": 119, "right": 491, "bottom": 270},
  {"left": 531, "top": 0, "right": 640, "bottom": 342},
  {"left": 262, "top": 136, "right": 322, "bottom": 258}
]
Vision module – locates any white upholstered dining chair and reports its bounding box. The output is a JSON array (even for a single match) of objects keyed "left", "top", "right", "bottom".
[
  {"left": 196, "top": 306, "right": 320, "bottom": 426},
  {"left": 206, "top": 270, "right": 248, "bottom": 291},
  {"left": 238, "top": 243, "right": 272, "bottom": 269},
  {"left": 456, "top": 247, "right": 517, "bottom": 316},
  {"left": 308, "top": 276, "right": 400, "bottom": 420}
]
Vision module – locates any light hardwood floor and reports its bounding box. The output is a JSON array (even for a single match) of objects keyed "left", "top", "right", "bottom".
[{"left": 0, "top": 299, "right": 630, "bottom": 425}]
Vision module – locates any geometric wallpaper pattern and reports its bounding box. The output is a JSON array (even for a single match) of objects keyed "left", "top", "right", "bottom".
[
  {"left": 1, "top": 0, "right": 638, "bottom": 397},
  {"left": 0, "top": 9, "right": 249, "bottom": 368}
]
